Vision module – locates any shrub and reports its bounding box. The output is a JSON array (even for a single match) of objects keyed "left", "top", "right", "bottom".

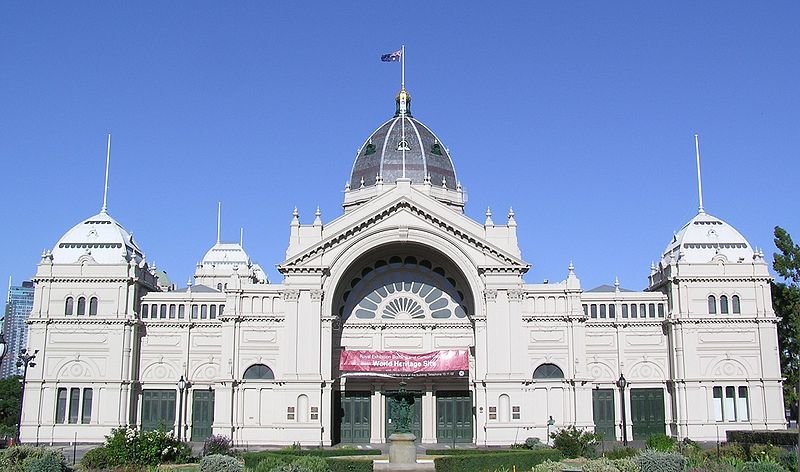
[
  {"left": 739, "top": 462, "right": 786, "bottom": 472},
  {"left": 777, "top": 448, "right": 797, "bottom": 472},
  {"left": 550, "top": 425, "right": 601, "bottom": 459},
  {"left": 255, "top": 455, "right": 290, "bottom": 472},
  {"left": 611, "top": 457, "right": 639, "bottom": 472},
  {"left": 325, "top": 458, "right": 374, "bottom": 472},
  {"left": 718, "top": 443, "right": 748, "bottom": 461},
  {"left": 582, "top": 458, "right": 619, "bottom": 472},
  {"left": 0, "top": 446, "right": 67, "bottom": 472},
  {"left": 203, "top": 434, "right": 233, "bottom": 456},
  {"left": 646, "top": 433, "right": 677, "bottom": 452},
  {"left": 637, "top": 449, "right": 687, "bottom": 472},
  {"left": 200, "top": 453, "right": 244, "bottom": 472},
  {"left": 80, "top": 446, "right": 111, "bottom": 470},
  {"left": 290, "top": 455, "right": 330, "bottom": 472},
  {"left": 605, "top": 447, "right": 638, "bottom": 460},
  {"left": 726, "top": 430, "right": 798, "bottom": 446},
  {"left": 531, "top": 460, "right": 566, "bottom": 472},
  {"left": 100, "top": 426, "right": 191, "bottom": 467},
  {"left": 433, "top": 449, "right": 563, "bottom": 472}
]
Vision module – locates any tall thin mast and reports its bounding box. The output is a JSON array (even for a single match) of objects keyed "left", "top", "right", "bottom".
[
  {"left": 694, "top": 134, "right": 705, "bottom": 214},
  {"left": 101, "top": 134, "right": 111, "bottom": 213},
  {"left": 401, "top": 45, "right": 406, "bottom": 179},
  {"left": 216, "top": 202, "right": 222, "bottom": 244},
  {"left": 401, "top": 44, "right": 405, "bottom": 90}
]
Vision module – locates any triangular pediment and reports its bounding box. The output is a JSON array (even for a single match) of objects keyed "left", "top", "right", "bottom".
[{"left": 279, "top": 185, "right": 529, "bottom": 275}]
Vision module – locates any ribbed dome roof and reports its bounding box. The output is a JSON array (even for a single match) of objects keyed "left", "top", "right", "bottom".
[
  {"left": 51, "top": 210, "right": 144, "bottom": 264},
  {"left": 200, "top": 242, "right": 251, "bottom": 267},
  {"left": 661, "top": 211, "right": 753, "bottom": 265},
  {"left": 349, "top": 90, "right": 458, "bottom": 190}
]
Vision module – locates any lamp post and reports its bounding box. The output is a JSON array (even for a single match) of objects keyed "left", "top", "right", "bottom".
[
  {"left": 177, "top": 376, "right": 186, "bottom": 442},
  {"left": 616, "top": 373, "right": 628, "bottom": 446},
  {"left": 16, "top": 348, "right": 38, "bottom": 444}
]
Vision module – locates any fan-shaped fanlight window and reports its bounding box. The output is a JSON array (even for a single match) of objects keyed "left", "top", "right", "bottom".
[
  {"left": 533, "top": 363, "right": 564, "bottom": 379},
  {"left": 243, "top": 364, "right": 275, "bottom": 380}
]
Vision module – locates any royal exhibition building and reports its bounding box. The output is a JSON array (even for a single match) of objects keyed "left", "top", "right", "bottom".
[{"left": 19, "top": 85, "right": 785, "bottom": 448}]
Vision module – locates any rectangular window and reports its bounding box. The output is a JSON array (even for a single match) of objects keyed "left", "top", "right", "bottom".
[
  {"left": 512, "top": 405, "right": 521, "bottom": 420},
  {"left": 640, "top": 304, "right": 647, "bottom": 319},
  {"left": 178, "top": 304, "right": 185, "bottom": 319},
  {"left": 210, "top": 305, "right": 217, "bottom": 319},
  {"left": 621, "top": 304, "right": 628, "bottom": 318},
  {"left": 201, "top": 305, "right": 208, "bottom": 319},
  {"left": 648, "top": 303, "right": 656, "bottom": 318},
  {"left": 141, "top": 304, "right": 149, "bottom": 319},
  {"left": 219, "top": 305, "right": 225, "bottom": 316},
  {"left": 738, "top": 387, "right": 749, "bottom": 421},
  {"left": 489, "top": 406, "right": 497, "bottom": 420},
  {"left": 69, "top": 387, "right": 80, "bottom": 424},
  {"left": 160, "top": 304, "right": 167, "bottom": 319},
  {"left": 609, "top": 304, "right": 616, "bottom": 318},
  {"left": 582, "top": 304, "right": 588, "bottom": 317},
  {"left": 287, "top": 406, "right": 295, "bottom": 420},
  {"left": 724, "top": 386, "right": 736, "bottom": 422},
  {"left": 599, "top": 304, "right": 606, "bottom": 318},
  {"left": 590, "top": 304, "right": 597, "bottom": 318},
  {"left": 56, "top": 388, "right": 67, "bottom": 424},
  {"left": 713, "top": 386, "right": 723, "bottom": 421},
  {"left": 141, "top": 390, "right": 176, "bottom": 431},
  {"left": 191, "top": 304, "right": 198, "bottom": 319},
  {"left": 169, "top": 304, "right": 176, "bottom": 319},
  {"left": 630, "top": 304, "right": 638, "bottom": 318},
  {"left": 658, "top": 304, "right": 665, "bottom": 318},
  {"left": 82, "top": 388, "right": 93, "bottom": 424}
]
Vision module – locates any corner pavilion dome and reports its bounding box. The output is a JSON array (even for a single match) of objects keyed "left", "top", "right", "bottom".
[
  {"left": 348, "top": 89, "right": 458, "bottom": 190},
  {"left": 661, "top": 211, "right": 754, "bottom": 266},
  {"left": 50, "top": 210, "right": 144, "bottom": 265}
]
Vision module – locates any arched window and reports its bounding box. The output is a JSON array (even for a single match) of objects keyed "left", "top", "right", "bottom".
[
  {"left": 89, "top": 297, "right": 98, "bottom": 316},
  {"left": 708, "top": 295, "right": 717, "bottom": 314},
  {"left": 217, "top": 283, "right": 223, "bottom": 291},
  {"left": 732, "top": 295, "right": 741, "bottom": 314},
  {"left": 77, "top": 297, "right": 86, "bottom": 316},
  {"left": 243, "top": 364, "right": 275, "bottom": 380},
  {"left": 65, "top": 297, "right": 74, "bottom": 316},
  {"left": 533, "top": 363, "right": 565, "bottom": 379},
  {"left": 499, "top": 394, "right": 510, "bottom": 422},
  {"left": 720, "top": 295, "right": 729, "bottom": 314}
]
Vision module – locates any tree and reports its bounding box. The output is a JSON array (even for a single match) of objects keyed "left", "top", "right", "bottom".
[
  {"left": 0, "top": 375, "right": 21, "bottom": 437},
  {"left": 773, "top": 226, "right": 800, "bottom": 404}
]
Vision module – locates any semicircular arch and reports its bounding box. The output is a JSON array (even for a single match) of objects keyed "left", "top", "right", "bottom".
[
  {"left": 56, "top": 359, "right": 98, "bottom": 380},
  {"left": 141, "top": 361, "right": 180, "bottom": 382}
]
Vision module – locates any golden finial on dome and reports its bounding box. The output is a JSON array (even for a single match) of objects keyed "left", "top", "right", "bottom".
[{"left": 395, "top": 87, "right": 412, "bottom": 117}]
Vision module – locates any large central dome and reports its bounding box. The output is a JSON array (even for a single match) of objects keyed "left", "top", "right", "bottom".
[{"left": 348, "top": 89, "right": 458, "bottom": 190}]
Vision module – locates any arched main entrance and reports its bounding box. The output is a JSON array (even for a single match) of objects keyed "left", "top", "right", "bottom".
[{"left": 330, "top": 243, "right": 476, "bottom": 444}]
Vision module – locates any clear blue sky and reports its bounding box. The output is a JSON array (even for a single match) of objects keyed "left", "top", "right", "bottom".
[{"left": 1, "top": 2, "right": 798, "bottom": 291}]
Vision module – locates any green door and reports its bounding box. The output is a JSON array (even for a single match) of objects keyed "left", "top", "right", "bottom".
[
  {"left": 337, "top": 391, "right": 371, "bottom": 443},
  {"left": 436, "top": 391, "right": 473, "bottom": 443},
  {"left": 141, "top": 390, "right": 176, "bottom": 432},
  {"left": 592, "top": 389, "right": 616, "bottom": 440},
  {"left": 385, "top": 393, "right": 422, "bottom": 440},
  {"left": 630, "top": 388, "right": 665, "bottom": 440},
  {"left": 191, "top": 390, "right": 215, "bottom": 442}
]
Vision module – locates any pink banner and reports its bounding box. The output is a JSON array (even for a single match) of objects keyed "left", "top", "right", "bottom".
[{"left": 339, "top": 349, "right": 469, "bottom": 377}]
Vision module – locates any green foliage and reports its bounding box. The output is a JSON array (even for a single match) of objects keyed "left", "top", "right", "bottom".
[
  {"left": 203, "top": 434, "right": 233, "bottom": 456},
  {"left": 719, "top": 443, "right": 748, "bottom": 461},
  {"left": 550, "top": 425, "right": 601, "bottom": 459},
  {"left": 637, "top": 449, "right": 687, "bottom": 472},
  {"left": 611, "top": 458, "right": 639, "bottom": 472},
  {"left": 254, "top": 455, "right": 290, "bottom": 472},
  {"left": 287, "top": 455, "right": 330, "bottom": 472},
  {"left": 0, "top": 376, "right": 21, "bottom": 435},
  {"left": 605, "top": 448, "right": 638, "bottom": 460},
  {"left": 582, "top": 457, "right": 620, "bottom": 472},
  {"left": 726, "top": 430, "right": 798, "bottom": 447},
  {"left": 199, "top": 453, "right": 243, "bottom": 472},
  {"left": 772, "top": 226, "right": 800, "bottom": 404},
  {"left": 95, "top": 426, "right": 191, "bottom": 467},
  {"left": 80, "top": 446, "right": 112, "bottom": 470},
  {"left": 433, "top": 449, "right": 562, "bottom": 472},
  {"left": 739, "top": 462, "right": 786, "bottom": 472},
  {"left": 325, "top": 458, "right": 374, "bottom": 472},
  {"left": 646, "top": 434, "right": 677, "bottom": 452},
  {"left": 0, "top": 446, "right": 67, "bottom": 472},
  {"left": 242, "top": 450, "right": 379, "bottom": 469},
  {"left": 531, "top": 460, "right": 566, "bottom": 472}
]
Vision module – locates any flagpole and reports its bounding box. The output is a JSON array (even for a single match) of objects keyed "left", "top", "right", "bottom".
[{"left": 401, "top": 44, "right": 405, "bottom": 90}]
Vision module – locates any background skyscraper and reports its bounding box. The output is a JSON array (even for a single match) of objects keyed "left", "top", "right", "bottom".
[{"left": 1, "top": 280, "right": 34, "bottom": 378}]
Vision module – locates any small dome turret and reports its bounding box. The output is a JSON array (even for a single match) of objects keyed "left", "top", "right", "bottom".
[
  {"left": 50, "top": 210, "right": 144, "bottom": 265},
  {"left": 661, "top": 212, "right": 753, "bottom": 266}
]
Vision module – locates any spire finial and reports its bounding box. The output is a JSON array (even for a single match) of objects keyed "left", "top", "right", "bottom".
[
  {"left": 485, "top": 207, "right": 493, "bottom": 226},
  {"left": 694, "top": 134, "right": 705, "bottom": 214},
  {"left": 216, "top": 202, "right": 222, "bottom": 244},
  {"left": 101, "top": 134, "right": 111, "bottom": 213},
  {"left": 240, "top": 227, "right": 244, "bottom": 247}
]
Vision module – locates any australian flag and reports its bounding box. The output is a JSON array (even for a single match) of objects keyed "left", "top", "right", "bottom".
[{"left": 381, "top": 49, "right": 402, "bottom": 62}]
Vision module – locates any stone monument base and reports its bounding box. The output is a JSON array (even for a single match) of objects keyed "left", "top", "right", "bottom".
[{"left": 388, "top": 432, "right": 417, "bottom": 464}]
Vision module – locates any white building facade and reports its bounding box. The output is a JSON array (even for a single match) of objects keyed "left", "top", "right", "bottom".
[{"left": 22, "top": 88, "right": 784, "bottom": 446}]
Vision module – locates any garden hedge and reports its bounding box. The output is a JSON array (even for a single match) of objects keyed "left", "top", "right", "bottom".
[
  {"left": 433, "top": 449, "right": 562, "bottom": 472},
  {"left": 425, "top": 448, "right": 532, "bottom": 455},
  {"left": 726, "top": 430, "right": 798, "bottom": 446},
  {"left": 242, "top": 451, "right": 375, "bottom": 471}
]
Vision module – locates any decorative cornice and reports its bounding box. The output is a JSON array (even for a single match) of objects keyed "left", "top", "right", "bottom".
[
  {"left": 280, "top": 199, "right": 528, "bottom": 271},
  {"left": 33, "top": 276, "right": 134, "bottom": 284},
  {"left": 508, "top": 289, "right": 524, "bottom": 301},
  {"left": 28, "top": 318, "right": 139, "bottom": 326},
  {"left": 310, "top": 290, "right": 324, "bottom": 302},
  {"left": 484, "top": 289, "right": 498, "bottom": 301},
  {"left": 282, "top": 289, "right": 300, "bottom": 301},
  {"left": 666, "top": 316, "right": 779, "bottom": 325},
  {"left": 278, "top": 266, "right": 330, "bottom": 275},
  {"left": 478, "top": 266, "right": 528, "bottom": 275},
  {"left": 341, "top": 321, "right": 472, "bottom": 331}
]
